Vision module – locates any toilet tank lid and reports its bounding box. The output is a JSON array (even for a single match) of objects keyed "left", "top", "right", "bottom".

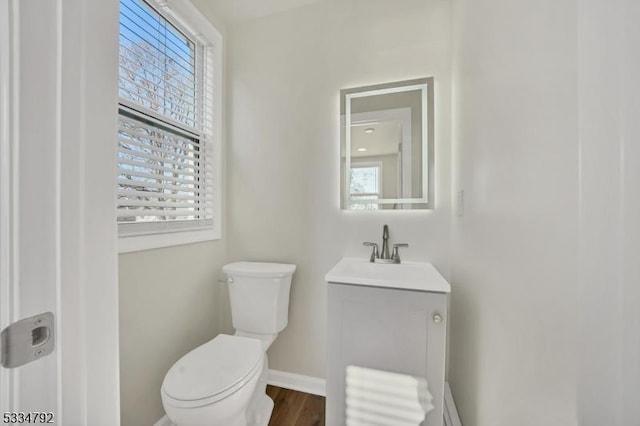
[{"left": 223, "top": 261, "right": 296, "bottom": 278}]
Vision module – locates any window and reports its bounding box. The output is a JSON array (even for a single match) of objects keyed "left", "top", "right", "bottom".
[
  {"left": 117, "top": 0, "right": 222, "bottom": 252},
  {"left": 350, "top": 163, "right": 382, "bottom": 210}
]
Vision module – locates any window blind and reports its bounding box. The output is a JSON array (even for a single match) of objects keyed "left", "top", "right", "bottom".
[
  {"left": 117, "top": 110, "right": 213, "bottom": 226},
  {"left": 119, "top": 0, "right": 197, "bottom": 128},
  {"left": 118, "top": 0, "right": 214, "bottom": 234}
]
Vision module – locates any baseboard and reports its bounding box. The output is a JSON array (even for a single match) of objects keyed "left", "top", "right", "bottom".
[
  {"left": 267, "top": 369, "right": 326, "bottom": 397},
  {"left": 444, "top": 382, "right": 463, "bottom": 426}
]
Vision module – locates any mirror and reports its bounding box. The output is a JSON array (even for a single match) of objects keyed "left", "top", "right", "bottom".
[{"left": 341, "top": 78, "right": 433, "bottom": 210}]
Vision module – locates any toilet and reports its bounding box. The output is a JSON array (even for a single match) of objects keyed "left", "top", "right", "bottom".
[{"left": 161, "top": 261, "right": 296, "bottom": 426}]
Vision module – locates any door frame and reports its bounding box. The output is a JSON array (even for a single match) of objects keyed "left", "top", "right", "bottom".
[
  {"left": 1, "top": 0, "right": 120, "bottom": 424},
  {"left": 0, "top": 0, "right": 17, "bottom": 413}
]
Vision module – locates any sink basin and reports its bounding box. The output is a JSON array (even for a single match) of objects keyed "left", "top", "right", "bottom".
[{"left": 325, "top": 257, "right": 451, "bottom": 293}]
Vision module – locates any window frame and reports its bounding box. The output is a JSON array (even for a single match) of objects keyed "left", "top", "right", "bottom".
[{"left": 117, "top": 0, "right": 223, "bottom": 253}]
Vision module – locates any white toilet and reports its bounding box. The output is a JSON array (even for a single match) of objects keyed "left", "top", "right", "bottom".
[{"left": 161, "top": 261, "right": 296, "bottom": 426}]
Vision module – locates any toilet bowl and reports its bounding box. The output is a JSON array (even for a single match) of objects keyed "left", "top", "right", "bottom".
[{"left": 161, "top": 335, "right": 263, "bottom": 426}]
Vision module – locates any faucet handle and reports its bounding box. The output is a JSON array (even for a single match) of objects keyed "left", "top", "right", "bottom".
[
  {"left": 363, "top": 242, "right": 379, "bottom": 262},
  {"left": 391, "top": 244, "right": 409, "bottom": 263}
]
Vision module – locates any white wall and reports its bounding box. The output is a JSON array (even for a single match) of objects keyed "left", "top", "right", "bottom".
[
  {"left": 118, "top": 242, "right": 227, "bottom": 426},
  {"left": 118, "top": 4, "right": 229, "bottom": 424},
  {"left": 577, "top": 0, "right": 640, "bottom": 424},
  {"left": 225, "top": 0, "right": 452, "bottom": 378},
  {"left": 451, "top": 0, "right": 640, "bottom": 423},
  {"left": 450, "top": 0, "right": 579, "bottom": 425},
  {"left": 112, "top": 135, "right": 232, "bottom": 422},
  {"left": 114, "top": 0, "right": 640, "bottom": 424}
]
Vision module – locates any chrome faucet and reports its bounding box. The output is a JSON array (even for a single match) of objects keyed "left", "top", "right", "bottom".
[
  {"left": 381, "top": 224, "right": 390, "bottom": 260},
  {"left": 363, "top": 224, "right": 409, "bottom": 264}
]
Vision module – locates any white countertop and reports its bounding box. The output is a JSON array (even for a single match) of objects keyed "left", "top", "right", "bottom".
[{"left": 325, "top": 257, "right": 451, "bottom": 293}]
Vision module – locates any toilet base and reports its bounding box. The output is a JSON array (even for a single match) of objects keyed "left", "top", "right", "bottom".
[
  {"left": 246, "top": 394, "right": 274, "bottom": 426},
  {"left": 246, "top": 354, "right": 273, "bottom": 426},
  {"left": 160, "top": 394, "right": 273, "bottom": 426}
]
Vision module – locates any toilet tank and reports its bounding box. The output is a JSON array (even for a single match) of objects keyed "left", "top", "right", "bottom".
[{"left": 223, "top": 262, "right": 296, "bottom": 335}]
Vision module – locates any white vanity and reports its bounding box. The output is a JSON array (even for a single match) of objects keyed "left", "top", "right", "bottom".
[{"left": 325, "top": 257, "right": 451, "bottom": 426}]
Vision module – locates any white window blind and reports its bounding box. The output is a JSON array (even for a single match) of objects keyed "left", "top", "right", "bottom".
[{"left": 118, "top": 0, "right": 216, "bottom": 238}]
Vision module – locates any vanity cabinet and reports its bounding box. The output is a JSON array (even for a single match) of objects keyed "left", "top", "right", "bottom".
[{"left": 325, "top": 258, "right": 450, "bottom": 426}]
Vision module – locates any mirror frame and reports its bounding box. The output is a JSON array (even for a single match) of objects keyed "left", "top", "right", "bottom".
[{"left": 341, "top": 77, "right": 434, "bottom": 210}]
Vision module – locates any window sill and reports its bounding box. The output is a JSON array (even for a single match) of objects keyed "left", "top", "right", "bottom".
[{"left": 118, "top": 228, "right": 220, "bottom": 253}]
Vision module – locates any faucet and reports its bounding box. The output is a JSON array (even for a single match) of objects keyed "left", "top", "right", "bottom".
[
  {"left": 381, "top": 225, "right": 390, "bottom": 260},
  {"left": 363, "top": 224, "right": 409, "bottom": 264}
]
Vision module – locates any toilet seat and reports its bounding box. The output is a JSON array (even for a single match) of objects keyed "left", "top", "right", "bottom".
[{"left": 162, "top": 334, "right": 263, "bottom": 409}]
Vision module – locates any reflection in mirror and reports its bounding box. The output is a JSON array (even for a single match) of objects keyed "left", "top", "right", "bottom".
[{"left": 341, "top": 78, "right": 433, "bottom": 210}]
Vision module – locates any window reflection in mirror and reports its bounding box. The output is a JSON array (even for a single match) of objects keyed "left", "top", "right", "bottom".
[
  {"left": 341, "top": 78, "right": 433, "bottom": 210},
  {"left": 350, "top": 163, "right": 382, "bottom": 210}
]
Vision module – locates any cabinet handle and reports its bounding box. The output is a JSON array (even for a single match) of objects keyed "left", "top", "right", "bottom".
[{"left": 432, "top": 313, "right": 443, "bottom": 324}]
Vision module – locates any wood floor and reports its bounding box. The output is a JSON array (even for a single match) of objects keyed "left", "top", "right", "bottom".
[{"left": 266, "top": 385, "right": 325, "bottom": 426}]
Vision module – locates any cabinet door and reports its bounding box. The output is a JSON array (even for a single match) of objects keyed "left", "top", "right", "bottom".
[{"left": 327, "top": 283, "right": 447, "bottom": 426}]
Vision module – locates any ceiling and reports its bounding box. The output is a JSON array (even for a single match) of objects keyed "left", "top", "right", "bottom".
[
  {"left": 351, "top": 121, "right": 402, "bottom": 158},
  {"left": 203, "top": 0, "right": 325, "bottom": 24}
]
